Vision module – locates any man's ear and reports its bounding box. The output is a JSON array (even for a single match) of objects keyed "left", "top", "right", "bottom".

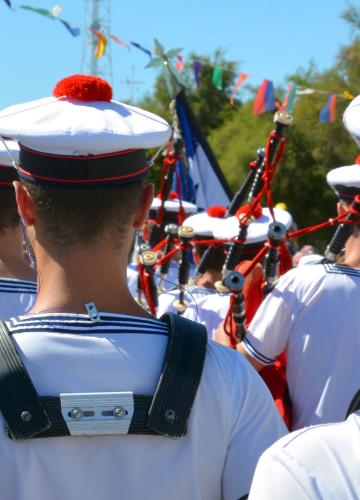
[
  {"left": 13, "top": 181, "right": 36, "bottom": 226},
  {"left": 133, "top": 183, "right": 154, "bottom": 229},
  {"left": 337, "top": 201, "right": 348, "bottom": 217}
]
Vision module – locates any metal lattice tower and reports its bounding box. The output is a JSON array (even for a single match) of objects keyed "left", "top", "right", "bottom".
[{"left": 81, "top": 0, "right": 113, "bottom": 83}]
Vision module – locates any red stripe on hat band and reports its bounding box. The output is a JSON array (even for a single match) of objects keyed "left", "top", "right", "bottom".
[
  {"left": 19, "top": 144, "right": 139, "bottom": 160},
  {"left": 19, "top": 146, "right": 148, "bottom": 185},
  {"left": 17, "top": 164, "right": 150, "bottom": 184}
]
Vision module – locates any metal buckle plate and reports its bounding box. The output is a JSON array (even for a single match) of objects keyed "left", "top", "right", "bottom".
[{"left": 60, "top": 392, "right": 134, "bottom": 436}]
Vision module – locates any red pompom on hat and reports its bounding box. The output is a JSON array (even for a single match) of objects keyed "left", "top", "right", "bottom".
[
  {"left": 207, "top": 205, "right": 227, "bottom": 218},
  {"left": 156, "top": 191, "right": 179, "bottom": 200},
  {"left": 53, "top": 74, "right": 113, "bottom": 102},
  {"left": 236, "top": 203, "right": 263, "bottom": 220}
]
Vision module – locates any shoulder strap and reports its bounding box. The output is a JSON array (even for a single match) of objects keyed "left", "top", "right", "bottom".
[
  {"left": 147, "top": 313, "right": 207, "bottom": 439},
  {"left": 0, "top": 314, "right": 207, "bottom": 441},
  {"left": 0, "top": 320, "right": 50, "bottom": 441},
  {"left": 346, "top": 389, "right": 360, "bottom": 418}
]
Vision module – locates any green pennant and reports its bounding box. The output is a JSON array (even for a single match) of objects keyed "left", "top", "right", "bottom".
[
  {"left": 21, "top": 5, "right": 56, "bottom": 20},
  {"left": 212, "top": 66, "right": 223, "bottom": 90},
  {"left": 286, "top": 84, "right": 298, "bottom": 113}
]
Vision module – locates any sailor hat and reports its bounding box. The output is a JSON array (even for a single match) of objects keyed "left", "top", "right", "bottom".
[
  {"left": 0, "top": 75, "right": 171, "bottom": 187},
  {"left": 344, "top": 95, "right": 360, "bottom": 148},
  {"left": 213, "top": 207, "right": 293, "bottom": 244},
  {"left": 150, "top": 192, "right": 197, "bottom": 214},
  {"left": 326, "top": 159, "right": 360, "bottom": 201},
  {"left": 0, "top": 139, "right": 19, "bottom": 185},
  {"left": 182, "top": 205, "right": 227, "bottom": 237}
]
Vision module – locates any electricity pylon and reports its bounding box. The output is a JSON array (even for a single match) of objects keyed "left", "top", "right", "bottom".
[{"left": 81, "top": 0, "right": 113, "bottom": 83}]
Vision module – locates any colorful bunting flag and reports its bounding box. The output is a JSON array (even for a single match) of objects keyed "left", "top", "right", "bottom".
[
  {"left": 320, "top": 93, "right": 337, "bottom": 124},
  {"left": 110, "top": 34, "right": 130, "bottom": 50},
  {"left": 253, "top": 79, "right": 275, "bottom": 115},
  {"left": 21, "top": 5, "right": 56, "bottom": 19},
  {"left": 230, "top": 73, "right": 249, "bottom": 105},
  {"left": 343, "top": 90, "right": 355, "bottom": 101},
  {"left": 279, "top": 84, "right": 298, "bottom": 113},
  {"left": 194, "top": 61, "right": 202, "bottom": 88},
  {"left": 130, "top": 41, "right": 152, "bottom": 59},
  {"left": 59, "top": 19, "right": 80, "bottom": 37},
  {"left": 212, "top": 66, "right": 223, "bottom": 90},
  {"left": 92, "top": 29, "right": 108, "bottom": 58},
  {"left": 21, "top": 5, "right": 80, "bottom": 37},
  {"left": 175, "top": 55, "right": 184, "bottom": 72},
  {"left": 2, "top": 0, "right": 13, "bottom": 9}
]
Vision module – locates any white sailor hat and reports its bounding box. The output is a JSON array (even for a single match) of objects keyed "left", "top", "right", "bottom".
[
  {"left": 213, "top": 206, "right": 293, "bottom": 243},
  {"left": 326, "top": 158, "right": 360, "bottom": 201},
  {"left": 182, "top": 205, "right": 227, "bottom": 237},
  {"left": 344, "top": 95, "right": 360, "bottom": 148},
  {"left": 0, "top": 74, "right": 171, "bottom": 187},
  {"left": 150, "top": 192, "right": 197, "bottom": 214},
  {"left": 0, "top": 139, "right": 19, "bottom": 185}
]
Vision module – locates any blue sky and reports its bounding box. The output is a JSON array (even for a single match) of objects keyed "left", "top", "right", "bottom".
[{"left": 0, "top": 0, "right": 354, "bottom": 107}]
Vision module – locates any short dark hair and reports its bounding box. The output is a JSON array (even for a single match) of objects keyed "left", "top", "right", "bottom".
[
  {"left": 0, "top": 188, "right": 20, "bottom": 233},
  {"left": 23, "top": 179, "right": 146, "bottom": 250},
  {"left": 339, "top": 199, "right": 360, "bottom": 234},
  {"left": 194, "top": 239, "right": 225, "bottom": 272}
]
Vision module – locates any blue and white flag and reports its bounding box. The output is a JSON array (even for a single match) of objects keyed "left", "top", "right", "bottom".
[{"left": 175, "top": 90, "right": 232, "bottom": 210}]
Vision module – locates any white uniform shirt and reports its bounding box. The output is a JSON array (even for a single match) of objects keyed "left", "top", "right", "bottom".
[
  {"left": 0, "top": 277, "right": 36, "bottom": 318},
  {"left": 243, "top": 263, "right": 360, "bottom": 429},
  {"left": 182, "top": 293, "right": 230, "bottom": 339},
  {"left": 2, "top": 312, "right": 287, "bottom": 500},
  {"left": 249, "top": 410, "right": 360, "bottom": 499}
]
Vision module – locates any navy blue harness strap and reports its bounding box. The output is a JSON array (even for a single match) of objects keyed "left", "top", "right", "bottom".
[
  {"left": 346, "top": 389, "right": 360, "bottom": 418},
  {"left": 147, "top": 313, "right": 208, "bottom": 438},
  {"left": 0, "top": 313, "right": 207, "bottom": 441},
  {"left": 0, "top": 320, "right": 51, "bottom": 440}
]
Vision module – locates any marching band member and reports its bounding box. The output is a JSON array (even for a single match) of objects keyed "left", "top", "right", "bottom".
[
  {"left": 183, "top": 206, "right": 293, "bottom": 340},
  {"left": 238, "top": 101, "right": 360, "bottom": 429},
  {"left": 156, "top": 205, "right": 226, "bottom": 317},
  {"left": 0, "top": 74, "right": 286, "bottom": 500},
  {"left": 0, "top": 139, "right": 36, "bottom": 317},
  {"left": 249, "top": 408, "right": 360, "bottom": 499},
  {"left": 136, "top": 191, "right": 197, "bottom": 294}
]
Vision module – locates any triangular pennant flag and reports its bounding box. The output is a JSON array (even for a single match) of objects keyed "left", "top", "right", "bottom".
[
  {"left": 175, "top": 55, "right": 184, "bottom": 72},
  {"left": 253, "top": 80, "right": 275, "bottom": 115},
  {"left": 212, "top": 66, "right": 223, "bottom": 90},
  {"left": 21, "top": 5, "right": 56, "bottom": 19},
  {"left": 343, "top": 90, "right": 354, "bottom": 101},
  {"left": 194, "top": 61, "right": 202, "bottom": 88},
  {"left": 230, "top": 73, "right": 249, "bottom": 105},
  {"left": 110, "top": 34, "right": 130, "bottom": 50},
  {"left": 286, "top": 84, "right": 297, "bottom": 113},
  {"left": 2, "top": 0, "right": 13, "bottom": 9},
  {"left": 279, "top": 84, "right": 297, "bottom": 113},
  {"left": 91, "top": 29, "right": 108, "bottom": 58},
  {"left": 320, "top": 93, "right": 336, "bottom": 124},
  {"left": 130, "top": 41, "right": 152, "bottom": 59},
  {"left": 59, "top": 19, "right": 80, "bottom": 37}
]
